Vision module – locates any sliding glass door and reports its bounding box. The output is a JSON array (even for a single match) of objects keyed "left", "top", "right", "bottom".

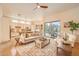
[
  {"left": 44, "top": 20, "right": 60, "bottom": 38},
  {"left": 51, "top": 21, "right": 60, "bottom": 38},
  {"left": 44, "top": 22, "right": 51, "bottom": 37}
]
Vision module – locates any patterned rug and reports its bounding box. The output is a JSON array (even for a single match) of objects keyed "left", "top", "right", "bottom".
[{"left": 16, "top": 39, "right": 57, "bottom": 56}]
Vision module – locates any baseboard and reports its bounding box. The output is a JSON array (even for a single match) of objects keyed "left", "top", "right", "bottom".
[{"left": 0, "top": 40, "right": 11, "bottom": 44}]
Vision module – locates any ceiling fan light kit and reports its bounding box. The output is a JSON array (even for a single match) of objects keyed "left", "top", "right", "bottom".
[{"left": 37, "top": 5, "right": 40, "bottom": 8}]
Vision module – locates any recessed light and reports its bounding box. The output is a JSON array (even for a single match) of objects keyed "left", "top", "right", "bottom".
[
  {"left": 20, "top": 21, "right": 25, "bottom": 24},
  {"left": 12, "top": 20, "right": 18, "bottom": 23},
  {"left": 26, "top": 22, "right": 31, "bottom": 25}
]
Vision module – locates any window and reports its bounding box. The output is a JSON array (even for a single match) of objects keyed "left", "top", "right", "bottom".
[{"left": 44, "top": 20, "right": 60, "bottom": 38}]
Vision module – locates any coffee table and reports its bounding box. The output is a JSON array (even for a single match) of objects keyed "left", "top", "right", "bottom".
[{"left": 35, "top": 39, "right": 50, "bottom": 48}]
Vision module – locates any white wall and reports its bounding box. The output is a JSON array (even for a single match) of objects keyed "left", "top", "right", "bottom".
[
  {"left": 1, "top": 16, "right": 10, "bottom": 43},
  {"left": 0, "top": 7, "right": 10, "bottom": 43},
  {"left": 0, "top": 7, "right": 3, "bottom": 43}
]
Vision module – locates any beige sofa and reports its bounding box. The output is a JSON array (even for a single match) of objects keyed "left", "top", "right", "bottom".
[
  {"left": 24, "top": 36, "right": 41, "bottom": 43},
  {"left": 15, "top": 35, "right": 41, "bottom": 45}
]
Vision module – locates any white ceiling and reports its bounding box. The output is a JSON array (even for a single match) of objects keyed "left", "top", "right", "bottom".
[{"left": 0, "top": 3, "right": 79, "bottom": 21}]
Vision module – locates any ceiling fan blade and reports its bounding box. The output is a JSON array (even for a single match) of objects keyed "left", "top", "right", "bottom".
[
  {"left": 36, "top": 3, "right": 40, "bottom": 6},
  {"left": 33, "top": 7, "right": 37, "bottom": 11},
  {"left": 40, "top": 6, "right": 48, "bottom": 8}
]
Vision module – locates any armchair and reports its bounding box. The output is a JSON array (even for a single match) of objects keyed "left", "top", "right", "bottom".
[{"left": 63, "top": 33, "right": 76, "bottom": 47}]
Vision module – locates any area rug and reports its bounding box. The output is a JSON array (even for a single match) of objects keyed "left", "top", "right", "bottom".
[{"left": 16, "top": 39, "right": 57, "bottom": 56}]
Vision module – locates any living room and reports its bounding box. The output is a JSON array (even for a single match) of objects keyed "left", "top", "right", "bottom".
[{"left": 0, "top": 3, "right": 79, "bottom": 56}]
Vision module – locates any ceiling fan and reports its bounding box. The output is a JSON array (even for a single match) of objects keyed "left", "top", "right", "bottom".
[{"left": 33, "top": 3, "right": 48, "bottom": 10}]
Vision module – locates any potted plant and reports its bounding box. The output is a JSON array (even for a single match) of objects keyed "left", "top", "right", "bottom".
[{"left": 68, "top": 20, "right": 79, "bottom": 34}]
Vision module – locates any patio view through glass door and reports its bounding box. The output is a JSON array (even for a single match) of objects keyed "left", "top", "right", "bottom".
[{"left": 44, "top": 20, "right": 60, "bottom": 38}]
